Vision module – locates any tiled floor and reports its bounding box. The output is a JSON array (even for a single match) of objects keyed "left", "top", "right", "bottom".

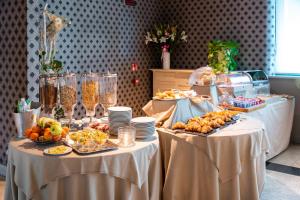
[
  {"left": 261, "top": 144, "right": 300, "bottom": 200},
  {"left": 0, "top": 145, "right": 299, "bottom": 200},
  {"left": 268, "top": 145, "right": 300, "bottom": 168}
]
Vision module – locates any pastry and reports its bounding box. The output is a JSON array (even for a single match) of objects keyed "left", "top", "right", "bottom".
[{"left": 172, "top": 122, "right": 186, "bottom": 130}]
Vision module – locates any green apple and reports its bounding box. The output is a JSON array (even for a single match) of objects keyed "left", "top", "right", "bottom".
[
  {"left": 50, "top": 121, "right": 61, "bottom": 127},
  {"left": 50, "top": 124, "right": 62, "bottom": 136}
]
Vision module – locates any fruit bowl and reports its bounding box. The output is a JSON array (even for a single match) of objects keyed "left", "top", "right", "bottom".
[{"left": 24, "top": 117, "right": 69, "bottom": 145}]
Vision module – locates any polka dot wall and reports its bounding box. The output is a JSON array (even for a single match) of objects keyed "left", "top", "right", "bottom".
[
  {"left": 0, "top": 0, "right": 27, "bottom": 165},
  {"left": 162, "top": 0, "right": 276, "bottom": 74},
  {"left": 27, "top": 0, "right": 164, "bottom": 120},
  {"left": 0, "top": 0, "right": 276, "bottom": 165}
]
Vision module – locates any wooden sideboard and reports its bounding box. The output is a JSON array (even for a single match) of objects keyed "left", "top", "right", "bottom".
[{"left": 150, "top": 69, "right": 194, "bottom": 95}]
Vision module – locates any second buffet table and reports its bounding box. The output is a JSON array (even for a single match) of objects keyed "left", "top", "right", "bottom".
[
  {"left": 157, "top": 116, "right": 269, "bottom": 200},
  {"left": 246, "top": 97, "right": 295, "bottom": 159},
  {"left": 144, "top": 95, "right": 294, "bottom": 159},
  {"left": 5, "top": 134, "right": 162, "bottom": 200}
]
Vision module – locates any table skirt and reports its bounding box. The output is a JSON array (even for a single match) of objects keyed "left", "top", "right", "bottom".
[
  {"left": 159, "top": 131, "right": 266, "bottom": 200},
  {"left": 5, "top": 149, "right": 162, "bottom": 200}
]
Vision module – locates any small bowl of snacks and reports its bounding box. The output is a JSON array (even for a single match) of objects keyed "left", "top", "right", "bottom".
[{"left": 24, "top": 117, "right": 69, "bottom": 145}]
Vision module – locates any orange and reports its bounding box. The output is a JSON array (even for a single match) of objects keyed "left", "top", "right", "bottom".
[
  {"left": 44, "top": 131, "right": 53, "bottom": 141},
  {"left": 62, "top": 127, "right": 69, "bottom": 133},
  {"left": 61, "top": 129, "right": 67, "bottom": 138},
  {"left": 24, "top": 128, "right": 32, "bottom": 138},
  {"left": 30, "top": 132, "right": 39, "bottom": 141},
  {"left": 53, "top": 135, "right": 61, "bottom": 142},
  {"left": 44, "top": 128, "right": 51, "bottom": 132},
  {"left": 43, "top": 128, "right": 51, "bottom": 136},
  {"left": 31, "top": 126, "right": 41, "bottom": 134}
]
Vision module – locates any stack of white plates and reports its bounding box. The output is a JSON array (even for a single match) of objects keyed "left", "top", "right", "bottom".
[
  {"left": 108, "top": 106, "right": 132, "bottom": 135},
  {"left": 130, "top": 117, "right": 156, "bottom": 139}
]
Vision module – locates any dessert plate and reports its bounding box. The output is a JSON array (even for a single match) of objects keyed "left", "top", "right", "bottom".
[{"left": 44, "top": 145, "right": 72, "bottom": 156}]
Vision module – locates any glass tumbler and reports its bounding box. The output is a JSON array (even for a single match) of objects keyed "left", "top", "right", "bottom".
[{"left": 118, "top": 126, "right": 136, "bottom": 148}]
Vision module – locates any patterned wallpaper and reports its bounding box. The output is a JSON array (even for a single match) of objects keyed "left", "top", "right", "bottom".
[
  {"left": 162, "top": 0, "right": 276, "bottom": 74},
  {"left": 27, "top": 0, "right": 164, "bottom": 119},
  {"left": 0, "top": 0, "right": 27, "bottom": 165},
  {"left": 0, "top": 0, "right": 276, "bottom": 165}
]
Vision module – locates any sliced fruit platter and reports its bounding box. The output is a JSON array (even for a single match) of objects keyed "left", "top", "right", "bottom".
[
  {"left": 24, "top": 117, "right": 69, "bottom": 144},
  {"left": 171, "top": 110, "right": 240, "bottom": 136}
]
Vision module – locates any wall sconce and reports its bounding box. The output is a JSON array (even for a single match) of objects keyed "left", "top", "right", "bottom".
[
  {"left": 131, "top": 63, "right": 139, "bottom": 86},
  {"left": 124, "top": 0, "right": 137, "bottom": 6}
]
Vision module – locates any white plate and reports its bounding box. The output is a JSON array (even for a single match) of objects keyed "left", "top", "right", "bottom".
[
  {"left": 131, "top": 117, "right": 156, "bottom": 123},
  {"left": 108, "top": 106, "right": 132, "bottom": 112},
  {"left": 136, "top": 134, "right": 156, "bottom": 140},
  {"left": 44, "top": 146, "right": 73, "bottom": 156},
  {"left": 152, "top": 97, "right": 186, "bottom": 101}
]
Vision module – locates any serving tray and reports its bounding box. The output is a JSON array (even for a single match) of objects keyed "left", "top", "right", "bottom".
[
  {"left": 63, "top": 140, "right": 118, "bottom": 155},
  {"left": 228, "top": 103, "right": 266, "bottom": 112},
  {"left": 172, "top": 116, "right": 240, "bottom": 137}
]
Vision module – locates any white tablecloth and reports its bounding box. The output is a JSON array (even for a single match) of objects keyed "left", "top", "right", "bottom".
[
  {"left": 246, "top": 97, "right": 295, "bottom": 159},
  {"left": 157, "top": 117, "right": 269, "bottom": 200},
  {"left": 4, "top": 135, "right": 162, "bottom": 200}
]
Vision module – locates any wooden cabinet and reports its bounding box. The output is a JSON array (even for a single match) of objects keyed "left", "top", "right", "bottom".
[{"left": 151, "top": 69, "right": 194, "bottom": 95}]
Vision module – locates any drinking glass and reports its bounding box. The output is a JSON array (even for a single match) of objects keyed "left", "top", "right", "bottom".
[
  {"left": 99, "top": 73, "right": 118, "bottom": 116},
  {"left": 118, "top": 126, "right": 136, "bottom": 147},
  {"left": 59, "top": 73, "right": 77, "bottom": 127},
  {"left": 39, "top": 74, "right": 58, "bottom": 117},
  {"left": 81, "top": 72, "right": 99, "bottom": 123}
]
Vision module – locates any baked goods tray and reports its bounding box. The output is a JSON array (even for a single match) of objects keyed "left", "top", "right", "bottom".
[
  {"left": 172, "top": 116, "right": 240, "bottom": 137},
  {"left": 63, "top": 140, "right": 118, "bottom": 155}
]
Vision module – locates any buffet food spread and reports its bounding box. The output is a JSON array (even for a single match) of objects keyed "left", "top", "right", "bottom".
[
  {"left": 20, "top": 65, "right": 274, "bottom": 156},
  {"left": 5, "top": 4, "right": 288, "bottom": 200}
]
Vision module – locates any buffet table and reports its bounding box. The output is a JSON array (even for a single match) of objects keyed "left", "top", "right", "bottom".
[
  {"left": 246, "top": 97, "right": 295, "bottom": 159},
  {"left": 144, "top": 95, "right": 294, "bottom": 160},
  {"left": 4, "top": 135, "right": 161, "bottom": 200},
  {"left": 157, "top": 117, "right": 269, "bottom": 200}
]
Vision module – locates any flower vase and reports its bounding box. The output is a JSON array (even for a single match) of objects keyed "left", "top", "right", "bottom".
[{"left": 162, "top": 51, "right": 170, "bottom": 70}]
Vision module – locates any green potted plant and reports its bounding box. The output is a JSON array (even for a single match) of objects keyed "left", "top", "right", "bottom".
[{"left": 208, "top": 40, "right": 239, "bottom": 74}]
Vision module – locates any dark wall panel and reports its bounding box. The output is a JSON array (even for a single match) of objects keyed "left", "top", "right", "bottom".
[{"left": 0, "top": 0, "right": 27, "bottom": 164}]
